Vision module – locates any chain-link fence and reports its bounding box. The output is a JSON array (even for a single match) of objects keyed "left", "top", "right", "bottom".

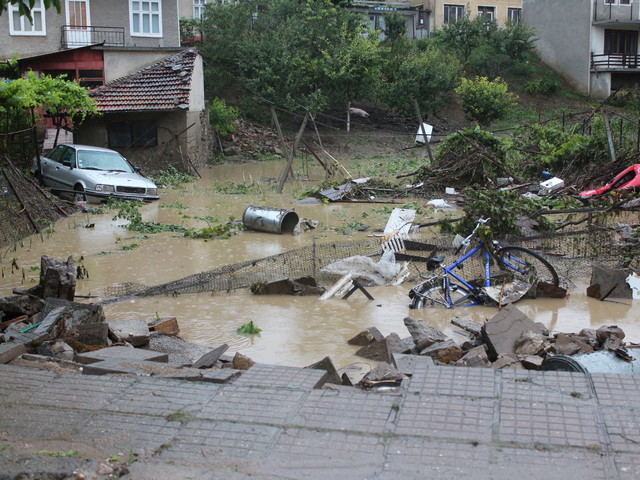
[{"left": 102, "top": 218, "right": 637, "bottom": 301}]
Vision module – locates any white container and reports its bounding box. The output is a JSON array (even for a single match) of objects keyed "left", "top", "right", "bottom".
[{"left": 539, "top": 177, "right": 564, "bottom": 194}]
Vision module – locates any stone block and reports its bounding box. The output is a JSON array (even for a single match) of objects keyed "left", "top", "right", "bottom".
[
  {"left": 481, "top": 304, "right": 546, "bottom": 360},
  {"left": 392, "top": 353, "right": 434, "bottom": 374},
  {"left": 590, "top": 263, "right": 634, "bottom": 299},
  {"left": 75, "top": 345, "right": 168, "bottom": 365},
  {"left": 419, "top": 339, "right": 462, "bottom": 363},
  {"left": 347, "top": 327, "right": 383, "bottom": 346},
  {"left": 514, "top": 331, "right": 547, "bottom": 355},
  {"left": 305, "top": 356, "right": 341, "bottom": 385},
  {"left": 536, "top": 281, "right": 567, "bottom": 298},
  {"left": 147, "top": 317, "right": 180, "bottom": 336},
  {"left": 403, "top": 316, "right": 448, "bottom": 350},
  {"left": 0, "top": 295, "right": 44, "bottom": 317},
  {"left": 520, "top": 355, "right": 544, "bottom": 370},
  {"left": 451, "top": 316, "right": 482, "bottom": 337},
  {"left": 232, "top": 352, "right": 255, "bottom": 371},
  {"left": 492, "top": 353, "right": 523, "bottom": 369},
  {"left": 108, "top": 319, "right": 150, "bottom": 347},
  {"left": 554, "top": 333, "right": 593, "bottom": 356},
  {"left": 192, "top": 344, "right": 229, "bottom": 369},
  {"left": 455, "top": 345, "right": 491, "bottom": 367},
  {"left": 76, "top": 322, "right": 109, "bottom": 346},
  {"left": 355, "top": 333, "right": 409, "bottom": 362}
]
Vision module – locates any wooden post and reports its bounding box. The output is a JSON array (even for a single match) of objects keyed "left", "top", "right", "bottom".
[
  {"left": 270, "top": 105, "right": 289, "bottom": 159},
  {"left": 277, "top": 111, "right": 309, "bottom": 194},
  {"left": 412, "top": 99, "right": 434, "bottom": 163},
  {"left": 346, "top": 100, "right": 351, "bottom": 133}
]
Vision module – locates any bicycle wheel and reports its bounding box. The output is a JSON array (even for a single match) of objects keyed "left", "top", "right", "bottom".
[
  {"left": 410, "top": 279, "right": 476, "bottom": 309},
  {"left": 495, "top": 246, "right": 559, "bottom": 287}
]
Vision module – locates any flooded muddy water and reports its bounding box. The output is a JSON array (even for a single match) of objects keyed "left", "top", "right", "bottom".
[{"left": 1, "top": 159, "right": 637, "bottom": 372}]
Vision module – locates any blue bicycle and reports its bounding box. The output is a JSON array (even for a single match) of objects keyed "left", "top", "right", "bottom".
[{"left": 408, "top": 218, "right": 559, "bottom": 308}]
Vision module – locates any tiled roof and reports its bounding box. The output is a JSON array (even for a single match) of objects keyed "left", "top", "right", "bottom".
[{"left": 90, "top": 48, "right": 198, "bottom": 112}]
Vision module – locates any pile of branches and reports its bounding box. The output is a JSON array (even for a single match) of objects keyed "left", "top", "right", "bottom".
[
  {"left": 414, "top": 128, "right": 517, "bottom": 190},
  {"left": 0, "top": 159, "right": 73, "bottom": 248}
]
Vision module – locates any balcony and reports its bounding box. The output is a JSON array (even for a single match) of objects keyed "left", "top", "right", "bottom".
[
  {"left": 592, "top": 52, "right": 640, "bottom": 70},
  {"left": 61, "top": 25, "right": 125, "bottom": 49},
  {"left": 593, "top": 0, "right": 640, "bottom": 24}
]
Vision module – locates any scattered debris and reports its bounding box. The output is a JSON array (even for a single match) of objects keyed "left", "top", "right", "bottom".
[
  {"left": 539, "top": 176, "right": 565, "bottom": 195},
  {"left": 251, "top": 276, "right": 325, "bottom": 296}
]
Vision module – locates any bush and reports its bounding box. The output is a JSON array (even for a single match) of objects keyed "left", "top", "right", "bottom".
[
  {"left": 455, "top": 76, "right": 518, "bottom": 126},
  {"left": 209, "top": 98, "right": 239, "bottom": 137}
]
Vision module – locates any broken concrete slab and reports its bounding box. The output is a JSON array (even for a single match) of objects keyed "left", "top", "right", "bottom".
[
  {"left": 34, "top": 306, "right": 66, "bottom": 337},
  {"left": 0, "top": 342, "right": 28, "bottom": 364},
  {"left": 520, "top": 355, "right": 544, "bottom": 370},
  {"left": 451, "top": 317, "right": 482, "bottom": 337},
  {"left": 192, "top": 344, "right": 229, "bottom": 369},
  {"left": 403, "top": 316, "right": 448, "bottom": 351},
  {"left": 590, "top": 263, "right": 634, "bottom": 299},
  {"left": 76, "top": 323, "right": 109, "bottom": 346},
  {"left": 355, "top": 333, "right": 409, "bottom": 363},
  {"left": 492, "top": 353, "right": 523, "bottom": 369},
  {"left": 305, "top": 356, "right": 342, "bottom": 385},
  {"left": 392, "top": 353, "right": 435, "bottom": 374},
  {"left": 108, "top": 319, "right": 150, "bottom": 347},
  {"left": 596, "top": 325, "right": 625, "bottom": 351},
  {"left": 347, "top": 327, "right": 384, "bottom": 346},
  {"left": 75, "top": 346, "right": 168, "bottom": 365},
  {"left": 455, "top": 345, "right": 491, "bottom": 368},
  {"left": 419, "top": 339, "right": 462, "bottom": 364},
  {"left": 481, "top": 304, "right": 546, "bottom": 360},
  {"left": 40, "top": 299, "right": 105, "bottom": 328},
  {"left": 536, "top": 281, "right": 567, "bottom": 298},
  {"left": 38, "top": 340, "right": 75, "bottom": 361},
  {"left": 0, "top": 295, "right": 45, "bottom": 317},
  {"left": 513, "top": 331, "right": 547, "bottom": 356},
  {"left": 148, "top": 317, "right": 180, "bottom": 336},
  {"left": 358, "top": 362, "right": 405, "bottom": 388},
  {"left": 554, "top": 333, "right": 594, "bottom": 356}
]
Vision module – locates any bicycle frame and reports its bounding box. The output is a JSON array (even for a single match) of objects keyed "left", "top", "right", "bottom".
[{"left": 434, "top": 239, "right": 491, "bottom": 307}]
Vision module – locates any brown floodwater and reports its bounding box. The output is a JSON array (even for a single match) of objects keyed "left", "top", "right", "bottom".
[{"left": 1, "top": 159, "right": 637, "bottom": 372}]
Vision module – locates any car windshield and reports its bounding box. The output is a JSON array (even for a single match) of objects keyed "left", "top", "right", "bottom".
[{"left": 76, "top": 150, "right": 134, "bottom": 172}]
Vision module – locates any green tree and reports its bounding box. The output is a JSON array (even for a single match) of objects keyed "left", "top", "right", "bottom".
[
  {"left": 380, "top": 45, "right": 462, "bottom": 116},
  {"left": 0, "top": 0, "right": 61, "bottom": 22},
  {"left": 383, "top": 12, "right": 406, "bottom": 42},
  {"left": 200, "top": 0, "right": 365, "bottom": 112},
  {"left": 455, "top": 76, "right": 517, "bottom": 126},
  {"left": 0, "top": 71, "right": 98, "bottom": 147}
]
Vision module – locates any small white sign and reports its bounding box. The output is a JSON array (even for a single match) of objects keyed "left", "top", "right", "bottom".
[{"left": 415, "top": 123, "right": 433, "bottom": 144}]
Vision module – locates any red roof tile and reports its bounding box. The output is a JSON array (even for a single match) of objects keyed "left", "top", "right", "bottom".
[{"left": 90, "top": 48, "right": 198, "bottom": 112}]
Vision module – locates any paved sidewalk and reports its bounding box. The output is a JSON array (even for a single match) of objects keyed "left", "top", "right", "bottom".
[{"left": 1, "top": 359, "right": 639, "bottom": 479}]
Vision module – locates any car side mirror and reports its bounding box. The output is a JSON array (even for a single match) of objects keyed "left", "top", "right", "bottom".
[{"left": 134, "top": 166, "right": 141, "bottom": 173}]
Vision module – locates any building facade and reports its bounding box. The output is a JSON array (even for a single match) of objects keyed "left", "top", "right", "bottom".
[
  {"left": 523, "top": 0, "right": 640, "bottom": 99},
  {"left": 2, "top": 1, "right": 210, "bottom": 169}
]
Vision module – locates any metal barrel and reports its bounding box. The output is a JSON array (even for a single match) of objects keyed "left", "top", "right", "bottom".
[
  {"left": 242, "top": 206, "right": 299, "bottom": 234},
  {"left": 541, "top": 351, "right": 640, "bottom": 375}
]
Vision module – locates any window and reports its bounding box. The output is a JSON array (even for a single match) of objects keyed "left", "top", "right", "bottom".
[
  {"left": 507, "top": 7, "right": 522, "bottom": 24},
  {"left": 621, "top": 0, "right": 631, "bottom": 5},
  {"left": 443, "top": 4, "right": 464, "bottom": 24},
  {"left": 477, "top": 6, "right": 495, "bottom": 20},
  {"left": 108, "top": 122, "right": 157, "bottom": 148},
  {"left": 9, "top": 0, "right": 46, "bottom": 35},
  {"left": 604, "top": 29, "right": 638, "bottom": 55},
  {"left": 130, "top": 0, "right": 162, "bottom": 37},
  {"left": 194, "top": 0, "right": 206, "bottom": 20}
]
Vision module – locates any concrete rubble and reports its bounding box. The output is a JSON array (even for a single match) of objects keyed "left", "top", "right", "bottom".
[{"left": 350, "top": 304, "right": 638, "bottom": 375}]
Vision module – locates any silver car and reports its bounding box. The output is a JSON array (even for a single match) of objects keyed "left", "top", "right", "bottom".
[{"left": 33, "top": 144, "right": 159, "bottom": 203}]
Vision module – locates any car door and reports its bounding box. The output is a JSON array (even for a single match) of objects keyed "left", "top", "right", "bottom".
[{"left": 43, "top": 145, "right": 77, "bottom": 189}]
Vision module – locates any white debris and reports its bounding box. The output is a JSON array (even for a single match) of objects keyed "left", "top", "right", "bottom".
[
  {"left": 425, "top": 199, "right": 453, "bottom": 209},
  {"left": 321, "top": 255, "right": 406, "bottom": 286}
]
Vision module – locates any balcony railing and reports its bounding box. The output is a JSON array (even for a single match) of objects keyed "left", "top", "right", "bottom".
[
  {"left": 593, "top": 0, "right": 639, "bottom": 23},
  {"left": 61, "top": 25, "right": 125, "bottom": 48},
  {"left": 592, "top": 52, "right": 640, "bottom": 69}
]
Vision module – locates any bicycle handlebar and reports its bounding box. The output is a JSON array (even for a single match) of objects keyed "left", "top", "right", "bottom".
[{"left": 454, "top": 217, "right": 490, "bottom": 254}]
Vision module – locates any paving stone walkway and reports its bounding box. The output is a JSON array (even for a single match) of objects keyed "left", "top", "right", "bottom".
[{"left": 1, "top": 359, "right": 639, "bottom": 479}]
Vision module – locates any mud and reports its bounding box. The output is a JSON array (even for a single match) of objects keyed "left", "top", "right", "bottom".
[{"left": 0, "top": 159, "right": 637, "bottom": 371}]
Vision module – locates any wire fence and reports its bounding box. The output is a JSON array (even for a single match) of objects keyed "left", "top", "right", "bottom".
[{"left": 102, "top": 219, "right": 637, "bottom": 301}]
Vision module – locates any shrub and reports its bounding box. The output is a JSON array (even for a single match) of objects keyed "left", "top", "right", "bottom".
[
  {"left": 455, "top": 76, "right": 518, "bottom": 126},
  {"left": 209, "top": 98, "right": 239, "bottom": 137}
]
